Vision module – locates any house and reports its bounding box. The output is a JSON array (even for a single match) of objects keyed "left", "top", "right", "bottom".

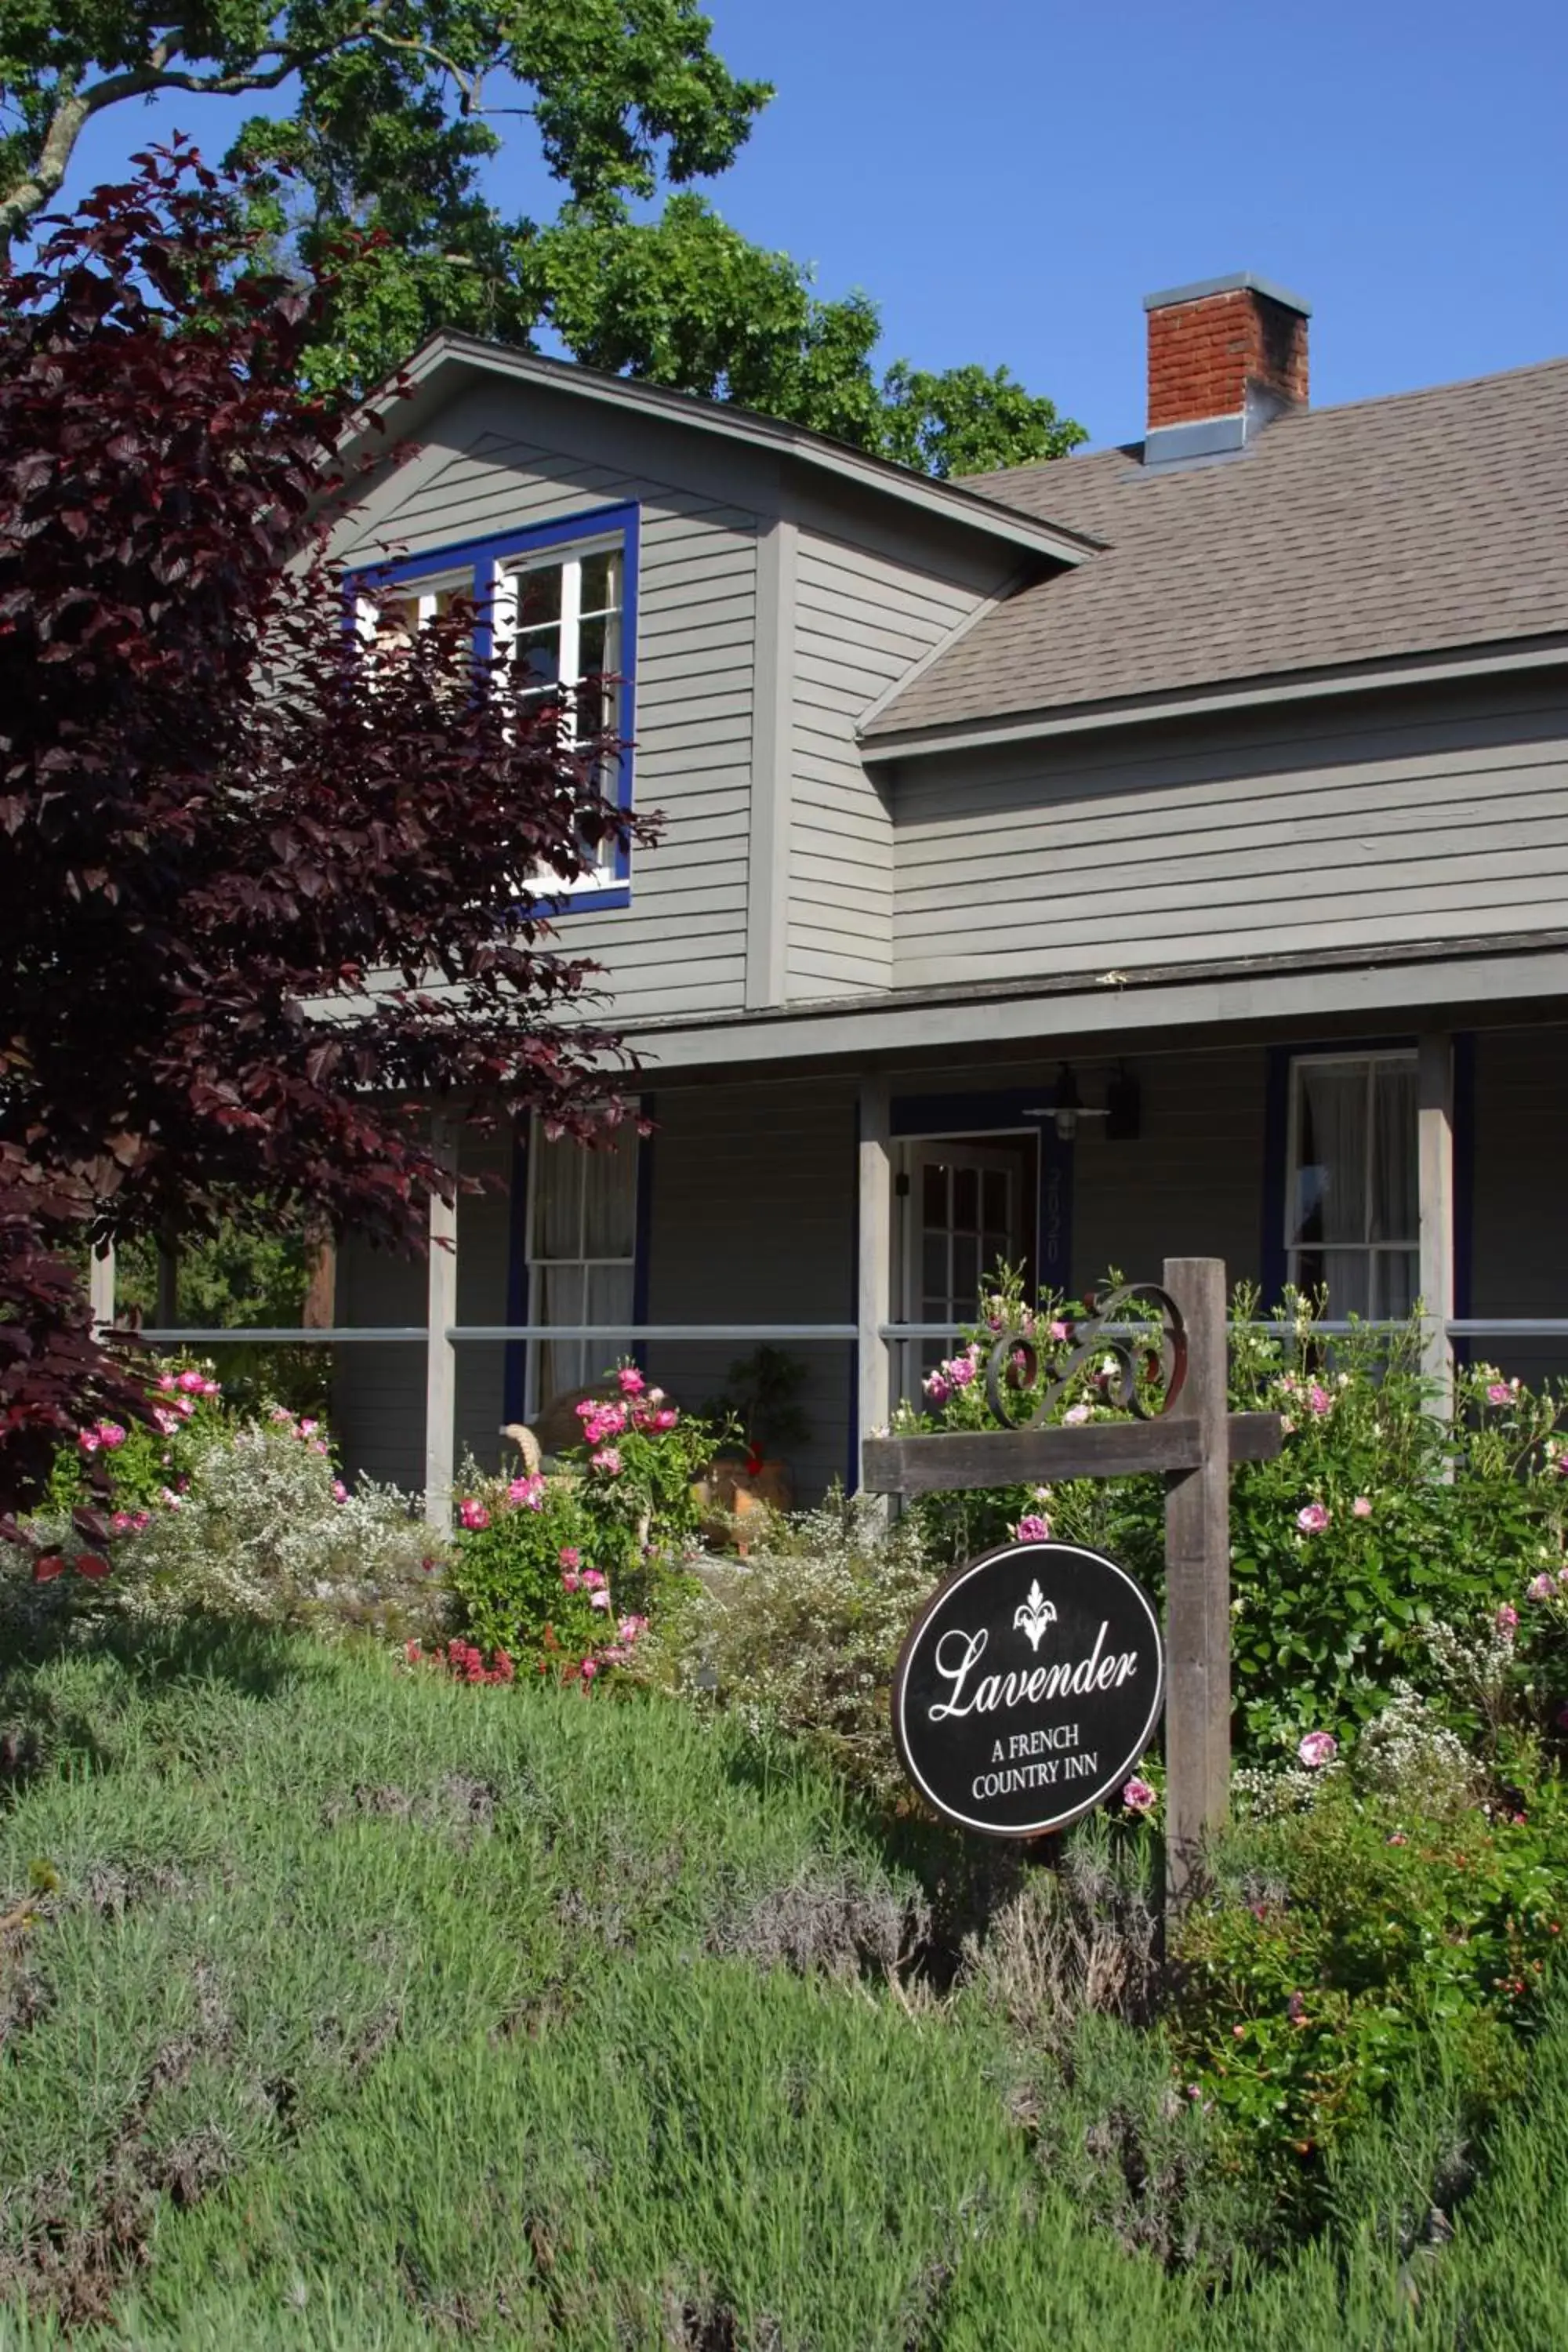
[{"left": 319, "top": 272, "right": 1568, "bottom": 1508}]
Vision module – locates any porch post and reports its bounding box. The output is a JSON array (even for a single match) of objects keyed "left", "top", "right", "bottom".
[
  {"left": 1417, "top": 1033, "right": 1455, "bottom": 1418},
  {"left": 302, "top": 1214, "right": 336, "bottom": 1331},
  {"left": 88, "top": 1240, "right": 116, "bottom": 1334},
  {"left": 855, "top": 1076, "right": 892, "bottom": 1492},
  {"left": 424, "top": 1120, "right": 459, "bottom": 1530},
  {"left": 1162, "top": 1258, "right": 1231, "bottom": 1901}
]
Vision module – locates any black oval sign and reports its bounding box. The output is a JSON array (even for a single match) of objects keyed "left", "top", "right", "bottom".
[{"left": 891, "top": 1540, "right": 1164, "bottom": 1838}]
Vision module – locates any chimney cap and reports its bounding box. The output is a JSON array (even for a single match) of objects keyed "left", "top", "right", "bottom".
[{"left": 1142, "top": 270, "right": 1311, "bottom": 319}]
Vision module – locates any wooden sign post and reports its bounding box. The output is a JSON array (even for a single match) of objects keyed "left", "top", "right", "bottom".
[{"left": 862, "top": 1258, "right": 1281, "bottom": 1903}]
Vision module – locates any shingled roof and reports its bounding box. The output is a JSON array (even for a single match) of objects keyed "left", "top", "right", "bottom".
[{"left": 864, "top": 357, "right": 1568, "bottom": 746}]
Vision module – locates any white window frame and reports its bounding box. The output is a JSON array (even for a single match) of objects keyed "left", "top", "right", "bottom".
[
  {"left": 492, "top": 532, "right": 626, "bottom": 895},
  {"left": 1284, "top": 1048, "right": 1419, "bottom": 1316},
  {"left": 354, "top": 567, "right": 475, "bottom": 655},
  {"left": 523, "top": 1123, "right": 639, "bottom": 1417}
]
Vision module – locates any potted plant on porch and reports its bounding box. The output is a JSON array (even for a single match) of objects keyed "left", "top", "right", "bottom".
[{"left": 694, "top": 1346, "right": 811, "bottom": 1545}]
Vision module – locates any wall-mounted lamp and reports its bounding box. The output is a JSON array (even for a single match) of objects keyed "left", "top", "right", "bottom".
[{"left": 1023, "top": 1062, "right": 1141, "bottom": 1144}]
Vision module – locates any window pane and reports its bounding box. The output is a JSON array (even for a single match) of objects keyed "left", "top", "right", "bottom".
[
  {"left": 1294, "top": 1247, "right": 1371, "bottom": 1318},
  {"left": 982, "top": 1170, "right": 1008, "bottom": 1229},
  {"left": 582, "top": 1140, "right": 637, "bottom": 1258},
  {"left": 514, "top": 563, "right": 564, "bottom": 630},
  {"left": 513, "top": 627, "right": 562, "bottom": 696},
  {"left": 1294, "top": 1063, "right": 1368, "bottom": 1245},
  {"left": 585, "top": 1262, "right": 634, "bottom": 1368},
  {"left": 532, "top": 1142, "right": 581, "bottom": 1261},
  {"left": 1374, "top": 1250, "right": 1418, "bottom": 1320},
  {"left": 953, "top": 1167, "right": 978, "bottom": 1232},
  {"left": 952, "top": 1232, "right": 979, "bottom": 1310},
  {"left": 533, "top": 1264, "right": 586, "bottom": 1406},
  {"left": 1370, "top": 1063, "right": 1417, "bottom": 1243},
  {"left": 921, "top": 1163, "right": 946, "bottom": 1226},
  {"left": 921, "top": 1234, "right": 947, "bottom": 1301},
  {"left": 579, "top": 550, "right": 619, "bottom": 617}
]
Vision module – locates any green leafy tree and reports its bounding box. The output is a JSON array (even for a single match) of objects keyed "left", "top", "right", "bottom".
[{"left": 0, "top": 2, "right": 1086, "bottom": 470}]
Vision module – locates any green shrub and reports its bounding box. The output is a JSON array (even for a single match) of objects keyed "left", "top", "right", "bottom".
[
  {"left": 12, "top": 1375, "right": 441, "bottom": 1645},
  {"left": 900, "top": 1271, "right": 1568, "bottom": 1759},
  {"left": 446, "top": 1366, "right": 716, "bottom": 1683},
  {"left": 1169, "top": 1755, "right": 1568, "bottom": 2222},
  {"left": 635, "top": 1493, "right": 937, "bottom": 1805}
]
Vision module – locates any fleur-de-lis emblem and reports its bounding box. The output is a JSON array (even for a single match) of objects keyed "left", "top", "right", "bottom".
[{"left": 1014, "top": 1578, "right": 1057, "bottom": 1652}]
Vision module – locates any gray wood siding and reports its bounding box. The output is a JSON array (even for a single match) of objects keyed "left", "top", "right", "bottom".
[
  {"left": 642, "top": 1076, "right": 856, "bottom": 1501},
  {"left": 332, "top": 1127, "right": 513, "bottom": 1495},
  {"left": 336, "top": 386, "right": 761, "bottom": 1025},
  {"left": 891, "top": 684, "right": 1568, "bottom": 989},
  {"left": 787, "top": 536, "right": 994, "bottom": 999},
  {"left": 1069, "top": 1047, "right": 1268, "bottom": 1294}
]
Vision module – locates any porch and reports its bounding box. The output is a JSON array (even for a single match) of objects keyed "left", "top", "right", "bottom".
[{"left": 239, "top": 1011, "right": 1567, "bottom": 1516}]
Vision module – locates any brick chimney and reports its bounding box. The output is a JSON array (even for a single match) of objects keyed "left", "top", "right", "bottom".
[{"left": 1142, "top": 272, "right": 1310, "bottom": 468}]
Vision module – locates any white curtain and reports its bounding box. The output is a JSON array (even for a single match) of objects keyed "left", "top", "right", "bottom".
[
  {"left": 1295, "top": 1062, "right": 1369, "bottom": 1315},
  {"left": 530, "top": 1137, "right": 637, "bottom": 1407}
]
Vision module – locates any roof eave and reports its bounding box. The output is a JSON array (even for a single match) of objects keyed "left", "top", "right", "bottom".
[
  {"left": 860, "top": 634, "right": 1568, "bottom": 762},
  {"left": 339, "top": 332, "right": 1099, "bottom": 568}
]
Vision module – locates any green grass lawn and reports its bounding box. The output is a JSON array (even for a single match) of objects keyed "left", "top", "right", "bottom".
[{"left": 3, "top": 1624, "right": 1568, "bottom": 2348}]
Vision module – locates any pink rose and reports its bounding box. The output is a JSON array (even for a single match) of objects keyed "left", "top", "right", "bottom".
[
  {"left": 299, "top": 1417, "right": 318, "bottom": 1436},
  {"left": 200, "top": 1378, "right": 222, "bottom": 1398},
  {"left": 1487, "top": 1382, "right": 1514, "bottom": 1406},
  {"left": 131, "top": 1510, "right": 149, "bottom": 1533},
  {"left": 923, "top": 1372, "right": 951, "bottom": 1404},
  {"left": 1063, "top": 1403, "right": 1091, "bottom": 1426},
  {"left": 1123, "top": 1777, "right": 1157, "bottom": 1813},
  {"left": 561, "top": 1570, "right": 582, "bottom": 1593},
  {"left": 332, "top": 1479, "right": 348, "bottom": 1504},
  {"left": 619, "top": 1614, "right": 648, "bottom": 1642},
  {"left": 589, "top": 1590, "right": 611, "bottom": 1611},
  {"left": 1306, "top": 1383, "right": 1332, "bottom": 1416},
  {"left": 158, "top": 1373, "right": 178, "bottom": 1393},
  {"left": 558, "top": 1547, "right": 581, "bottom": 1570},
  {"left": 649, "top": 1407, "right": 678, "bottom": 1431},
  {"left": 617, "top": 1366, "right": 646, "bottom": 1396},
  {"left": 111, "top": 1511, "right": 134, "bottom": 1533},
  {"left": 1049, "top": 1319, "right": 1070, "bottom": 1342},
  {"left": 591, "top": 1447, "right": 622, "bottom": 1475},
  {"left": 458, "top": 1498, "right": 490, "bottom": 1530},
  {"left": 77, "top": 1428, "right": 101, "bottom": 1454},
  {"left": 1496, "top": 1603, "right": 1519, "bottom": 1634},
  {"left": 583, "top": 1569, "right": 607, "bottom": 1591},
  {"left": 508, "top": 1474, "right": 545, "bottom": 1508},
  {"left": 948, "top": 1354, "right": 975, "bottom": 1388},
  {"left": 174, "top": 1396, "right": 194, "bottom": 1418},
  {"left": 97, "top": 1421, "right": 127, "bottom": 1450},
  {"left": 1352, "top": 1496, "right": 1373, "bottom": 1518},
  {"left": 177, "top": 1370, "right": 205, "bottom": 1394},
  {"left": 579, "top": 1659, "right": 598, "bottom": 1682},
  {"left": 1528, "top": 1573, "right": 1555, "bottom": 1601},
  {"left": 1014, "top": 1514, "right": 1051, "bottom": 1543},
  {"left": 1298, "top": 1731, "right": 1338, "bottom": 1769},
  {"left": 159, "top": 1486, "right": 183, "bottom": 1510},
  {"left": 1297, "top": 1503, "right": 1330, "bottom": 1534}
]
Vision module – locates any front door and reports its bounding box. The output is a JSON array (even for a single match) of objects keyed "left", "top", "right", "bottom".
[{"left": 895, "top": 1138, "right": 1033, "bottom": 1403}]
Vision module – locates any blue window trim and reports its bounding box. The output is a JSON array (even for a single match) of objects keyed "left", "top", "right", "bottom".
[
  {"left": 1261, "top": 1036, "right": 1473, "bottom": 1315},
  {"left": 347, "top": 500, "right": 641, "bottom": 919}
]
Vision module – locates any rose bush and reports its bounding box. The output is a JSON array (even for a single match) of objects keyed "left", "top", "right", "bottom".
[
  {"left": 900, "top": 1271, "right": 1568, "bottom": 1759},
  {"left": 445, "top": 1365, "right": 717, "bottom": 1685}
]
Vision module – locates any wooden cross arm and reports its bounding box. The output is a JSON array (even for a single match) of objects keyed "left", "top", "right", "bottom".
[{"left": 860, "top": 1412, "right": 1283, "bottom": 1497}]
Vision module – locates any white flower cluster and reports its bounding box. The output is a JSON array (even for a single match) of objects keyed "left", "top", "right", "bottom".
[
  {"left": 1231, "top": 1758, "right": 1345, "bottom": 1820},
  {"left": 111, "top": 1420, "right": 445, "bottom": 1638},
  {"left": 1355, "top": 1680, "right": 1478, "bottom": 1812}
]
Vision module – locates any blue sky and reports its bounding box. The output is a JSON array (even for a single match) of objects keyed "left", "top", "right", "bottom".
[{"left": 59, "top": 0, "right": 1567, "bottom": 448}]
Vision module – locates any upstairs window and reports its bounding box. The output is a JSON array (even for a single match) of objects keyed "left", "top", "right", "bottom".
[
  {"left": 1286, "top": 1051, "right": 1417, "bottom": 1319},
  {"left": 348, "top": 503, "right": 637, "bottom": 906}
]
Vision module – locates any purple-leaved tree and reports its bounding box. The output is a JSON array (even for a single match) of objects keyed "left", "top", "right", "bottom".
[{"left": 0, "top": 147, "right": 652, "bottom": 1530}]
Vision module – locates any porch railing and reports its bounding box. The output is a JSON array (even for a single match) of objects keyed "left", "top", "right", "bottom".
[{"left": 111, "top": 1316, "right": 1568, "bottom": 1525}]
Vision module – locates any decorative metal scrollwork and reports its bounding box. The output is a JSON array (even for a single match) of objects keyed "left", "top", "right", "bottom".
[{"left": 984, "top": 1283, "right": 1188, "bottom": 1431}]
